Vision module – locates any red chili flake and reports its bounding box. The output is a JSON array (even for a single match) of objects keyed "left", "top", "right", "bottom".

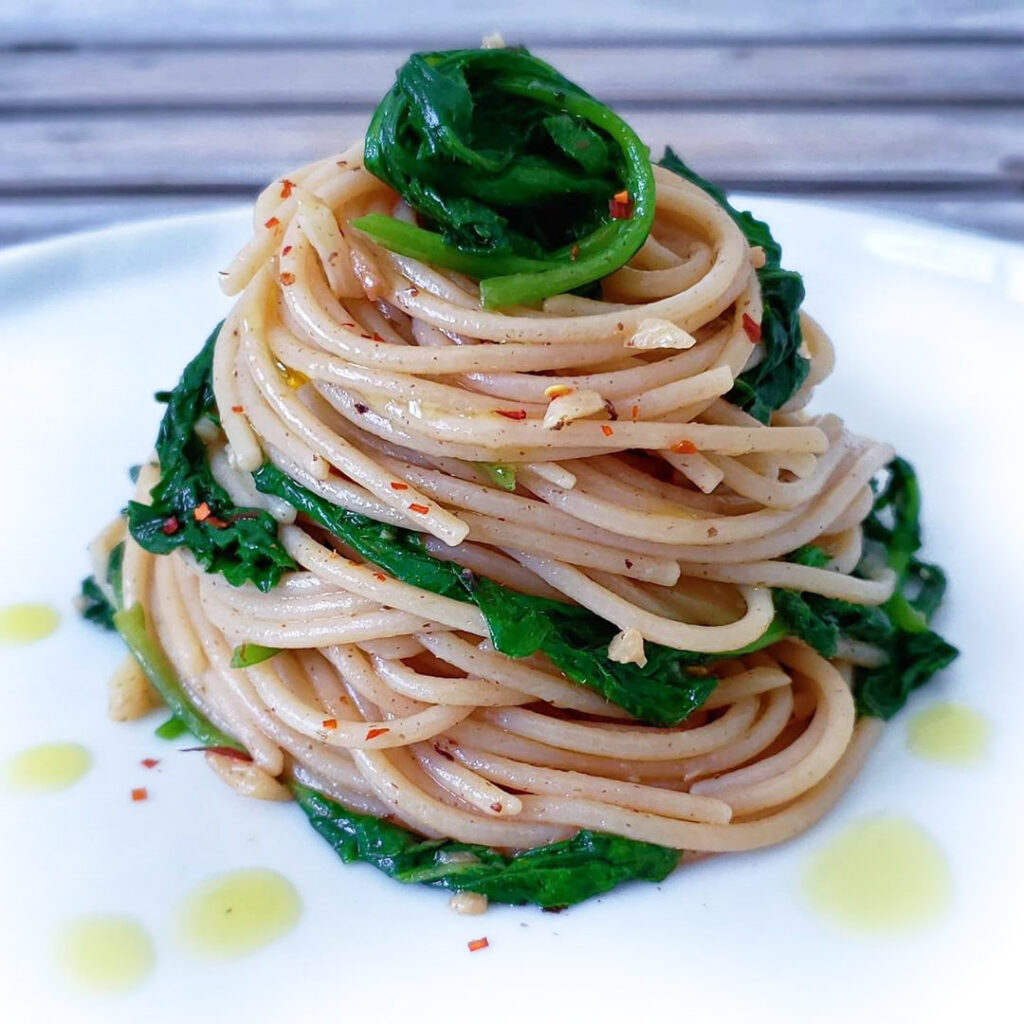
[
  {"left": 601, "top": 424, "right": 614, "bottom": 437},
  {"left": 570, "top": 244, "right": 580, "bottom": 262},
  {"left": 264, "top": 216, "right": 279, "bottom": 229},
  {"left": 280, "top": 179, "right": 296, "bottom": 198},
  {"left": 408, "top": 503, "right": 430, "bottom": 515},
  {"left": 609, "top": 190, "right": 633, "bottom": 220},
  {"left": 340, "top": 322, "right": 356, "bottom": 328},
  {"left": 671, "top": 439, "right": 699, "bottom": 455},
  {"left": 373, "top": 572, "right": 387, "bottom": 582},
  {"left": 282, "top": 244, "right": 293, "bottom": 256},
  {"left": 390, "top": 481, "right": 409, "bottom": 490},
  {"left": 490, "top": 801, "right": 503, "bottom": 813},
  {"left": 181, "top": 745, "right": 253, "bottom": 762},
  {"left": 141, "top": 758, "right": 160, "bottom": 769},
  {"left": 631, "top": 404, "right": 640, "bottom": 420},
  {"left": 742, "top": 313, "right": 762, "bottom": 343},
  {"left": 322, "top": 718, "right": 338, "bottom": 730},
  {"left": 280, "top": 272, "right": 296, "bottom": 286},
  {"left": 205, "top": 516, "right": 229, "bottom": 529},
  {"left": 495, "top": 409, "right": 527, "bottom": 421},
  {"left": 194, "top": 502, "right": 212, "bottom": 522},
  {"left": 365, "top": 727, "right": 390, "bottom": 740},
  {"left": 161, "top": 516, "right": 180, "bottom": 536},
  {"left": 131, "top": 787, "right": 148, "bottom": 802},
  {"left": 467, "top": 938, "right": 489, "bottom": 952},
  {"left": 231, "top": 404, "right": 244, "bottom": 413},
  {"left": 706, "top": 526, "right": 719, "bottom": 538},
  {"left": 371, "top": 332, "right": 385, "bottom": 342}
]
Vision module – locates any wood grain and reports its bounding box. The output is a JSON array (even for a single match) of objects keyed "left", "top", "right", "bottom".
[
  {"left": 3, "top": 43, "right": 1021, "bottom": 108},
  {"left": 3, "top": 0, "right": 1022, "bottom": 45},
  {"left": 3, "top": 109, "right": 1019, "bottom": 190}
]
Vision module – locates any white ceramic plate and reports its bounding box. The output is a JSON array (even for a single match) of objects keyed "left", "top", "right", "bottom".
[{"left": 1, "top": 204, "right": 1022, "bottom": 1024}]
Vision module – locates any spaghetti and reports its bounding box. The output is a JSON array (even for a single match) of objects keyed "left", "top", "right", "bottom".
[{"left": 85, "top": 46, "right": 956, "bottom": 909}]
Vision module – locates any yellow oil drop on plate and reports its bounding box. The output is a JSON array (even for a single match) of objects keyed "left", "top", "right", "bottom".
[
  {"left": 908, "top": 702, "right": 989, "bottom": 765},
  {"left": 4, "top": 742, "right": 91, "bottom": 792},
  {"left": 0, "top": 602, "right": 60, "bottom": 644},
  {"left": 178, "top": 868, "right": 301, "bottom": 958},
  {"left": 803, "top": 814, "right": 951, "bottom": 931},
  {"left": 56, "top": 916, "right": 155, "bottom": 993}
]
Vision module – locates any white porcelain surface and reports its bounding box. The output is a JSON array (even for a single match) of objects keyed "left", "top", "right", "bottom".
[{"left": 0, "top": 204, "right": 1021, "bottom": 1023}]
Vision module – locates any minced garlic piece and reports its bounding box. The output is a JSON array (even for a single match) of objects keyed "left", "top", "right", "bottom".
[
  {"left": 481, "top": 32, "right": 506, "bottom": 49},
  {"left": 450, "top": 891, "right": 489, "bottom": 915},
  {"left": 608, "top": 627, "right": 647, "bottom": 667},
  {"left": 626, "top": 318, "right": 698, "bottom": 350},
  {"left": 108, "top": 654, "right": 162, "bottom": 722},
  {"left": 205, "top": 751, "right": 292, "bottom": 802},
  {"left": 542, "top": 388, "right": 606, "bottom": 430}
]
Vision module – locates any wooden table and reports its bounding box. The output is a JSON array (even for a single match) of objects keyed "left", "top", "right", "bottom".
[{"left": 2, "top": 0, "right": 1021, "bottom": 247}]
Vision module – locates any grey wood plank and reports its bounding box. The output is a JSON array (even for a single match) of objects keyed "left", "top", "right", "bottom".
[
  {"left": 2, "top": 0, "right": 1021, "bottom": 45},
  {"left": 3, "top": 43, "right": 1021, "bottom": 108},
  {"left": 2, "top": 197, "right": 1021, "bottom": 251},
  {"left": 1, "top": 109, "right": 1019, "bottom": 189}
]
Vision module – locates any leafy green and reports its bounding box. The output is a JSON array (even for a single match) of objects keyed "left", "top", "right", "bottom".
[
  {"left": 292, "top": 782, "right": 678, "bottom": 908},
  {"left": 775, "top": 458, "right": 957, "bottom": 718},
  {"left": 125, "top": 323, "right": 297, "bottom": 593},
  {"left": 255, "top": 463, "right": 782, "bottom": 725},
  {"left": 78, "top": 541, "right": 125, "bottom": 632},
  {"left": 475, "top": 461, "right": 517, "bottom": 492},
  {"left": 787, "top": 544, "right": 830, "bottom": 568},
  {"left": 155, "top": 716, "right": 190, "bottom": 740},
  {"left": 658, "top": 148, "right": 809, "bottom": 422},
  {"left": 853, "top": 458, "right": 958, "bottom": 717},
  {"left": 358, "top": 47, "right": 656, "bottom": 308},
  {"left": 230, "top": 642, "right": 281, "bottom": 669},
  {"left": 113, "top": 602, "right": 245, "bottom": 752},
  {"left": 79, "top": 576, "right": 115, "bottom": 631}
]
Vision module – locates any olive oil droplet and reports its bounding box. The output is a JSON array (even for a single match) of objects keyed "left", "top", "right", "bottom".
[
  {"left": 908, "top": 702, "right": 988, "bottom": 764},
  {"left": 56, "top": 916, "right": 155, "bottom": 992},
  {"left": 803, "top": 815, "right": 951, "bottom": 931},
  {"left": 178, "top": 868, "right": 301, "bottom": 958},
  {"left": 0, "top": 602, "right": 60, "bottom": 644},
  {"left": 4, "top": 742, "right": 91, "bottom": 792}
]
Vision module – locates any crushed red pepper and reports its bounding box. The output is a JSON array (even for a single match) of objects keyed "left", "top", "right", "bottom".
[
  {"left": 467, "top": 938, "right": 489, "bottom": 952},
  {"left": 161, "top": 516, "right": 179, "bottom": 536},
  {"left": 365, "top": 727, "right": 390, "bottom": 741},
  {"left": 671, "top": 439, "right": 699, "bottom": 455},
  {"left": 280, "top": 179, "right": 296, "bottom": 198},
  {"left": 141, "top": 758, "right": 160, "bottom": 769},
  {"left": 131, "top": 787, "right": 148, "bottom": 802},
  {"left": 182, "top": 746, "right": 253, "bottom": 762},
  {"left": 390, "top": 481, "right": 409, "bottom": 490},
  {"left": 495, "top": 409, "right": 527, "bottom": 421},
  {"left": 322, "top": 718, "right": 338, "bottom": 730},
  {"left": 601, "top": 424, "right": 614, "bottom": 436},
  {"left": 609, "top": 190, "right": 633, "bottom": 219},
  {"left": 408, "top": 503, "right": 430, "bottom": 515},
  {"left": 280, "top": 272, "right": 296, "bottom": 286},
  {"left": 264, "top": 216, "right": 279, "bottom": 229},
  {"left": 742, "top": 313, "right": 762, "bottom": 343}
]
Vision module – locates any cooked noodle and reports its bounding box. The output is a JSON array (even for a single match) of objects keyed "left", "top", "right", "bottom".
[{"left": 102, "top": 143, "right": 902, "bottom": 858}]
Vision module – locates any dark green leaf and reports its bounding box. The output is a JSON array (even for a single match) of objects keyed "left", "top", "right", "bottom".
[
  {"left": 292, "top": 782, "right": 678, "bottom": 908},
  {"left": 359, "top": 47, "right": 656, "bottom": 307},
  {"left": 658, "top": 148, "right": 809, "bottom": 421},
  {"left": 125, "top": 323, "right": 297, "bottom": 593},
  {"left": 79, "top": 576, "right": 115, "bottom": 631}
]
